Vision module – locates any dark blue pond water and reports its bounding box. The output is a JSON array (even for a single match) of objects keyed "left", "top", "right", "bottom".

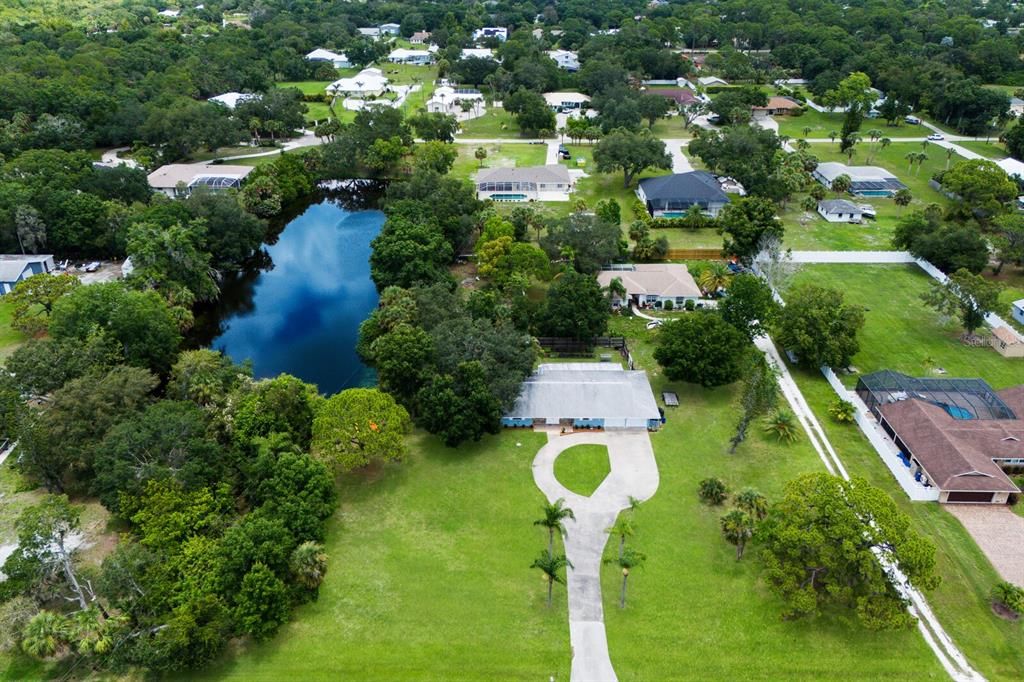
[{"left": 197, "top": 199, "right": 383, "bottom": 394}]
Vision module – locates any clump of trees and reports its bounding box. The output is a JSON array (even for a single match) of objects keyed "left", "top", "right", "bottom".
[{"left": 776, "top": 284, "right": 865, "bottom": 369}]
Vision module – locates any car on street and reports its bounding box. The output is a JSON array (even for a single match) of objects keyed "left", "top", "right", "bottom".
[
  {"left": 926, "top": 133, "right": 944, "bottom": 141},
  {"left": 905, "top": 115, "right": 921, "bottom": 124}
]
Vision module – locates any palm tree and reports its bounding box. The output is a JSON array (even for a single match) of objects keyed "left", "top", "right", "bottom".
[
  {"left": 914, "top": 152, "right": 929, "bottom": 175},
  {"left": 534, "top": 498, "right": 576, "bottom": 554},
  {"left": 531, "top": 550, "right": 572, "bottom": 607},
  {"left": 291, "top": 541, "right": 329, "bottom": 590},
  {"left": 697, "top": 261, "right": 732, "bottom": 296},
  {"left": 894, "top": 188, "right": 912, "bottom": 211},
  {"left": 795, "top": 138, "right": 811, "bottom": 152},
  {"left": 605, "top": 547, "right": 646, "bottom": 608},
  {"left": 734, "top": 489, "right": 768, "bottom": 520},
  {"left": 248, "top": 117, "right": 262, "bottom": 145},
  {"left": 474, "top": 146, "right": 487, "bottom": 168},
  {"left": 606, "top": 276, "right": 627, "bottom": 305},
  {"left": 21, "top": 611, "right": 68, "bottom": 659},
  {"left": 698, "top": 477, "right": 728, "bottom": 505},
  {"left": 945, "top": 146, "right": 956, "bottom": 169},
  {"left": 720, "top": 510, "right": 755, "bottom": 560},
  {"left": 905, "top": 151, "right": 917, "bottom": 173},
  {"left": 828, "top": 130, "right": 839, "bottom": 146},
  {"left": 558, "top": 126, "right": 567, "bottom": 143},
  {"left": 866, "top": 128, "right": 883, "bottom": 144},
  {"left": 606, "top": 516, "right": 636, "bottom": 560},
  {"left": 764, "top": 409, "right": 801, "bottom": 443},
  {"left": 880, "top": 137, "right": 892, "bottom": 152},
  {"left": 802, "top": 126, "right": 812, "bottom": 138}
]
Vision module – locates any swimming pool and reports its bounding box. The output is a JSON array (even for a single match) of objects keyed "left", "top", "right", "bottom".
[
  {"left": 942, "top": 404, "right": 974, "bottom": 420},
  {"left": 490, "top": 193, "right": 528, "bottom": 202}
]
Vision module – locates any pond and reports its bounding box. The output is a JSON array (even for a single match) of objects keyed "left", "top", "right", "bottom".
[{"left": 193, "top": 195, "right": 384, "bottom": 394}]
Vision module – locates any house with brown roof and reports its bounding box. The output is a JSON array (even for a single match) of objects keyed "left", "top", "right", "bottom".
[
  {"left": 990, "top": 326, "right": 1024, "bottom": 358},
  {"left": 857, "top": 371, "right": 1023, "bottom": 504},
  {"left": 597, "top": 264, "right": 702, "bottom": 309},
  {"left": 752, "top": 96, "right": 802, "bottom": 118},
  {"left": 648, "top": 88, "right": 702, "bottom": 107}
]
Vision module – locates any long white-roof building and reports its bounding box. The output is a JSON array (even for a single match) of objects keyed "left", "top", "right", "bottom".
[{"left": 327, "top": 67, "right": 389, "bottom": 97}]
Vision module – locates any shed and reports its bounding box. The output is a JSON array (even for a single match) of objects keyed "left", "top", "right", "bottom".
[
  {"left": 1012, "top": 298, "right": 1024, "bottom": 326},
  {"left": 990, "top": 326, "right": 1024, "bottom": 358},
  {"left": 817, "top": 199, "right": 864, "bottom": 223},
  {"left": 0, "top": 255, "right": 56, "bottom": 295}
]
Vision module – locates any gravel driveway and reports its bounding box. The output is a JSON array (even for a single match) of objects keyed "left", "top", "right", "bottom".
[{"left": 944, "top": 504, "right": 1024, "bottom": 588}]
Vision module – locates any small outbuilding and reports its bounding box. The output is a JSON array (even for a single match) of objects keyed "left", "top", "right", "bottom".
[
  {"left": 990, "top": 326, "right": 1024, "bottom": 358},
  {"left": 502, "top": 363, "right": 661, "bottom": 430},
  {"left": 1011, "top": 298, "right": 1024, "bottom": 326},
  {"left": 817, "top": 199, "right": 864, "bottom": 223}
]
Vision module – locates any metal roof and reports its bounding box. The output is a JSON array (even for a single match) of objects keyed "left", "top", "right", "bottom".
[
  {"left": 859, "top": 370, "right": 1016, "bottom": 421},
  {"left": 505, "top": 363, "right": 660, "bottom": 421},
  {"left": 638, "top": 171, "right": 730, "bottom": 205}
]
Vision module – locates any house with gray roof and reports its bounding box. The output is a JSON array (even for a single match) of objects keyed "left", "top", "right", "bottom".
[
  {"left": 475, "top": 165, "right": 574, "bottom": 202},
  {"left": 812, "top": 161, "right": 907, "bottom": 197},
  {"left": 817, "top": 199, "right": 864, "bottom": 223},
  {"left": 636, "top": 171, "right": 731, "bottom": 217},
  {"left": 0, "top": 255, "right": 56, "bottom": 295},
  {"left": 502, "top": 363, "right": 661, "bottom": 430}
]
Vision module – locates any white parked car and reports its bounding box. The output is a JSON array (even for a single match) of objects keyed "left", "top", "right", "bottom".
[
  {"left": 645, "top": 320, "right": 663, "bottom": 330},
  {"left": 926, "top": 133, "right": 944, "bottom": 141}
]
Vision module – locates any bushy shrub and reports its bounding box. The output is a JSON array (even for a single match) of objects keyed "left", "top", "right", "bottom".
[
  {"left": 663, "top": 299, "right": 674, "bottom": 311},
  {"left": 991, "top": 581, "right": 1024, "bottom": 615},
  {"left": 684, "top": 299, "right": 695, "bottom": 311},
  {"left": 698, "top": 477, "right": 728, "bottom": 505},
  {"left": 829, "top": 399, "right": 857, "bottom": 423}
]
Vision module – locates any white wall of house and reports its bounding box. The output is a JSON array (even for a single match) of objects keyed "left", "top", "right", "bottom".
[
  {"left": 1012, "top": 301, "right": 1024, "bottom": 325},
  {"left": 817, "top": 207, "right": 863, "bottom": 223}
]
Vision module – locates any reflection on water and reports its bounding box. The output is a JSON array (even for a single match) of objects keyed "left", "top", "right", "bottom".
[{"left": 192, "top": 197, "right": 384, "bottom": 394}]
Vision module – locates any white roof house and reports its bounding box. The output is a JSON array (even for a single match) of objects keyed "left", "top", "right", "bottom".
[
  {"left": 326, "top": 67, "right": 389, "bottom": 97},
  {"left": 379, "top": 23, "right": 401, "bottom": 35},
  {"left": 597, "top": 264, "right": 702, "bottom": 306},
  {"left": 812, "top": 162, "right": 907, "bottom": 196},
  {"left": 461, "top": 48, "right": 496, "bottom": 61},
  {"left": 387, "top": 48, "right": 434, "bottom": 65},
  {"left": 147, "top": 163, "right": 255, "bottom": 198},
  {"left": 476, "top": 165, "right": 574, "bottom": 202},
  {"left": 157, "top": 9, "right": 180, "bottom": 19},
  {"left": 547, "top": 49, "right": 580, "bottom": 71},
  {"left": 305, "top": 48, "right": 351, "bottom": 68},
  {"left": 357, "top": 27, "right": 380, "bottom": 39},
  {"left": 543, "top": 92, "right": 591, "bottom": 110},
  {"left": 698, "top": 76, "right": 729, "bottom": 87},
  {"left": 427, "top": 87, "right": 485, "bottom": 117},
  {"left": 0, "top": 255, "right": 56, "bottom": 295},
  {"left": 208, "top": 92, "right": 258, "bottom": 109},
  {"left": 1012, "top": 298, "right": 1024, "bottom": 326},
  {"left": 502, "top": 363, "right": 661, "bottom": 430}
]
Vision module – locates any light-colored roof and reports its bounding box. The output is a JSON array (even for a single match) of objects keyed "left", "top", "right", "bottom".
[
  {"left": 506, "top": 363, "right": 661, "bottom": 422},
  {"left": 1013, "top": 298, "right": 1024, "bottom": 309},
  {"left": 753, "top": 96, "right": 801, "bottom": 110},
  {"left": 208, "top": 92, "right": 257, "bottom": 109},
  {"left": 461, "top": 48, "right": 495, "bottom": 60},
  {"left": 388, "top": 48, "right": 432, "bottom": 60},
  {"left": 0, "top": 255, "right": 53, "bottom": 283},
  {"left": 596, "top": 264, "right": 701, "bottom": 299},
  {"left": 357, "top": 27, "right": 380, "bottom": 36},
  {"left": 698, "top": 76, "right": 728, "bottom": 86},
  {"left": 327, "top": 68, "right": 389, "bottom": 94},
  {"left": 992, "top": 326, "right": 1021, "bottom": 345},
  {"left": 306, "top": 48, "right": 346, "bottom": 62},
  {"left": 543, "top": 92, "right": 591, "bottom": 105},
  {"left": 146, "top": 163, "right": 254, "bottom": 189},
  {"left": 476, "top": 165, "right": 571, "bottom": 185},
  {"left": 814, "top": 162, "right": 898, "bottom": 183},
  {"left": 818, "top": 199, "right": 862, "bottom": 213}
]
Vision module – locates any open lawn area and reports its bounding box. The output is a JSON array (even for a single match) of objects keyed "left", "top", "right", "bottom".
[
  {"left": 450, "top": 142, "right": 547, "bottom": 182},
  {"left": 458, "top": 108, "right": 522, "bottom": 138},
  {"left": 789, "top": 264, "right": 1022, "bottom": 390},
  {"left": 956, "top": 140, "right": 1009, "bottom": 159},
  {"left": 649, "top": 116, "right": 694, "bottom": 139},
  {"left": 779, "top": 193, "right": 913, "bottom": 251},
  {"left": 277, "top": 80, "right": 336, "bottom": 96},
  {"left": 195, "top": 430, "right": 571, "bottom": 681},
  {"left": 554, "top": 443, "right": 610, "bottom": 496},
  {"left": 597, "top": 316, "right": 947, "bottom": 679},
  {"left": 0, "top": 300, "right": 27, "bottom": 360},
  {"left": 775, "top": 109, "right": 849, "bottom": 139}
]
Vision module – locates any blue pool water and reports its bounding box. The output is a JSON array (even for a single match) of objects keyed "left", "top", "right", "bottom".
[{"left": 942, "top": 404, "right": 974, "bottom": 420}]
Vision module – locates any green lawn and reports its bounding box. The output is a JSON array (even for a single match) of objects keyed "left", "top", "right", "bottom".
[
  {"left": 956, "top": 140, "right": 1008, "bottom": 159},
  {"left": 0, "top": 300, "right": 27, "bottom": 360},
  {"left": 553, "top": 444, "right": 610, "bottom": 496},
  {"left": 450, "top": 143, "right": 547, "bottom": 183},
  {"left": 277, "top": 81, "right": 336, "bottom": 96},
  {"left": 598, "top": 316, "right": 946, "bottom": 679},
  {"left": 789, "top": 264, "right": 1023, "bottom": 390},
  {"left": 458, "top": 108, "right": 522, "bottom": 138},
  {"left": 195, "top": 430, "right": 571, "bottom": 681},
  {"left": 649, "top": 116, "right": 694, "bottom": 139},
  {"left": 779, "top": 192, "right": 919, "bottom": 251},
  {"left": 776, "top": 109, "right": 848, "bottom": 139}
]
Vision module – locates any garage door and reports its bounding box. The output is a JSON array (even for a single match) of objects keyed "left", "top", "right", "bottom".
[
  {"left": 946, "top": 491, "right": 996, "bottom": 503},
  {"left": 604, "top": 418, "right": 627, "bottom": 429}
]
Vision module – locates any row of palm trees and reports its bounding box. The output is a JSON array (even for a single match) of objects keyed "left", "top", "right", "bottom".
[{"left": 529, "top": 497, "right": 647, "bottom": 609}]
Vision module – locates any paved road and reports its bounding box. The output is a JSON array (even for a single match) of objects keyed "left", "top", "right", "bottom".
[
  {"left": 96, "top": 147, "right": 139, "bottom": 169},
  {"left": 532, "top": 431, "right": 660, "bottom": 682},
  {"left": 661, "top": 139, "right": 693, "bottom": 173}
]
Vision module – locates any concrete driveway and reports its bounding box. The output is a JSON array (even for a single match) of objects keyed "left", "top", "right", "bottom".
[
  {"left": 944, "top": 504, "right": 1024, "bottom": 588},
  {"left": 532, "top": 430, "right": 659, "bottom": 682}
]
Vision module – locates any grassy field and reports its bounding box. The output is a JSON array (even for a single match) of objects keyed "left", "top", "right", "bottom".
[
  {"left": 0, "top": 300, "right": 27, "bottom": 360},
  {"left": 597, "top": 315, "right": 946, "bottom": 679},
  {"left": 776, "top": 109, "right": 849, "bottom": 139},
  {"left": 450, "top": 143, "right": 547, "bottom": 182},
  {"left": 779, "top": 192, "right": 912, "bottom": 251},
  {"left": 956, "top": 140, "right": 1009, "bottom": 159},
  {"left": 553, "top": 444, "right": 610, "bottom": 496},
  {"left": 197, "top": 430, "right": 571, "bottom": 680},
  {"left": 458, "top": 108, "right": 521, "bottom": 138},
  {"left": 277, "top": 81, "right": 336, "bottom": 96},
  {"left": 789, "top": 264, "right": 1023, "bottom": 390},
  {"left": 649, "top": 116, "right": 694, "bottom": 139}
]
